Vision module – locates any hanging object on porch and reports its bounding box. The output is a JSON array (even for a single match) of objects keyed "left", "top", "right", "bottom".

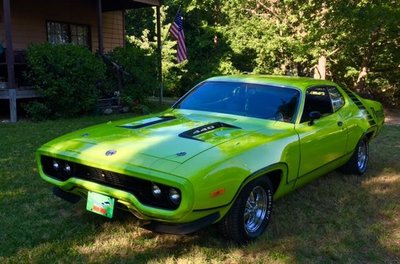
[{"left": 168, "top": 7, "right": 188, "bottom": 63}]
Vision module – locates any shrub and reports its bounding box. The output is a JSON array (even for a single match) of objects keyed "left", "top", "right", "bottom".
[
  {"left": 23, "top": 101, "right": 51, "bottom": 121},
  {"left": 25, "top": 43, "right": 106, "bottom": 118},
  {"left": 110, "top": 45, "right": 158, "bottom": 103}
]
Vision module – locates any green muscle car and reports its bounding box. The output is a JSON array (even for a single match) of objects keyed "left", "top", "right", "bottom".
[{"left": 36, "top": 75, "right": 384, "bottom": 243}]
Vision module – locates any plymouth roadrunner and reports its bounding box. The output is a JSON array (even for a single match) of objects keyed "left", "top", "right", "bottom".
[{"left": 36, "top": 75, "right": 384, "bottom": 243}]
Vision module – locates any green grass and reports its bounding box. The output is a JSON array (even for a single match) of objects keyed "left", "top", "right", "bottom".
[{"left": 0, "top": 113, "right": 399, "bottom": 263}]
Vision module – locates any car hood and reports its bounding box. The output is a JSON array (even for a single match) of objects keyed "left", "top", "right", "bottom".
[{"left": 40, "top": 110, "right": 263, "bottom": 165}]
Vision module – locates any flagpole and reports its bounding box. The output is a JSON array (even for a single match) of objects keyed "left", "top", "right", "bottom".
[
  {"left": 157, "top": 6, "right": 182, "bottom": 105},
  {"left": 157, "top": 6, "right": 185, "bottom": 104}
]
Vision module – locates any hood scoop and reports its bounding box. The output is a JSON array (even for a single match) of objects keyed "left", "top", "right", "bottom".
[
  {"left": 119, "top": 116, "right": 176, "bottom": 129},
  {"left": 179, "top": 122, "right": 241, "bottom": 141}
]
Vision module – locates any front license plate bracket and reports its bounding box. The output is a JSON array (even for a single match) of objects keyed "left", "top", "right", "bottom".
[{"left": 86, "top": 191, "right": 115, "bottom": 218}]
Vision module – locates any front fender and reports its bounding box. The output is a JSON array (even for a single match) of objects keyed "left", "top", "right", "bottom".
[{"left": 173, "top": 131, "right": 299, "bottom": 210}]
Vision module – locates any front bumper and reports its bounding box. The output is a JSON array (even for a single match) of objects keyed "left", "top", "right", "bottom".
[
  {"left": 37, "top": 150, "right": 197, "bottom": 222},
  {"left": 143, "top": 212, "right": 220, "bottom": 235},
  {"left": 52, "top": 186, "right": 220, "bottom": 234}
]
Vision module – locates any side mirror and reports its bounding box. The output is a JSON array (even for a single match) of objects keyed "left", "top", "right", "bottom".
[{"left": 308, "top": 111, "right": 322, "bottom": 126}]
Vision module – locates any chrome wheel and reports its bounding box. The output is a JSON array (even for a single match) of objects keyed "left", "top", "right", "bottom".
[
  {"left": 244, "top": 186, "right": 268, "bottom": 234},
  {"left": 340, "top": 136, "right": 370, "bottom": 176},
  {"left": 219, "top": 178, "right": 273, "bottom": 243},
  {"left": 357, "top": 140, "right": 368, "bottom": 172}
]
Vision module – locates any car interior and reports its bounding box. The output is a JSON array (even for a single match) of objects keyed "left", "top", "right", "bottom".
[{"left": 301, "top": 87, "right": 333, "bottom": 122}]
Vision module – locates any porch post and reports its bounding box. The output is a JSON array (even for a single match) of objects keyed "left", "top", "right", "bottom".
[
  {"left": 156, "top": 5, "right": 163, "bottom": 104},
  {"left": 96, "top": 0, "right": 104, "bottom": 55},
  {"left": 3, "top": 0, "right": 17, "bottom": 122}
]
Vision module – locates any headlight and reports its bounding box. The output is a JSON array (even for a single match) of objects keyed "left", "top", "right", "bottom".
[
  {"left": 64, "top": 163, "right": 72, "bottom": 174},
  {"left": 168, "top": 188, "right": 181, "bottom": 205},
  {"left": 52, "top": 160, "right": 60, "bottom": 171},
  {"left": 151, "top": 184, "right": 162, "bottom": 198}
]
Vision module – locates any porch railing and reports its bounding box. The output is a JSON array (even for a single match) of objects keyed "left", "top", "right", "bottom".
[{"left": 96, "top": 54, "right": 133, "bottom": 113}]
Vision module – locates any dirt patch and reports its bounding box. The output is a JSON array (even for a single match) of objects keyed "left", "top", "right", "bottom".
[{"left": 385, "top": 109, "right": 400, "bottom": 125}]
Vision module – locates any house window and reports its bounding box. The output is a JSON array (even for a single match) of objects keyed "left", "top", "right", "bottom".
[{"left": 47, "top": 21, "right": 91, "bottom": 48}]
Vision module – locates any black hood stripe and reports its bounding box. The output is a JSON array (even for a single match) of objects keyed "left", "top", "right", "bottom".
[
  {"left": 179, "top": 122, "right": 241, "bottom": 141},
  {"left": 119, "top": 116, "right": 176, "bottom": 129},
  {"left": 342, "top": 89, "right": 376, "bottom": 126}
]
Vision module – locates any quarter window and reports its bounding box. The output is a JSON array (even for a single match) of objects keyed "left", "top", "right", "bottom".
[
  {"left": 327, "top": 86, "right": 345, "bottom": 112},
  {"left": 47, "top": 21, "right": 91, "bottom": 49}
]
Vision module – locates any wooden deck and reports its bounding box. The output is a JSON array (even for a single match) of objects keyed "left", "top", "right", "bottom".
[
  {"left": 0, "top": 87, "right": 40, "bottom": 122},
  {"left": 0, "top": 87, "right": 40, "bottom": 100}
]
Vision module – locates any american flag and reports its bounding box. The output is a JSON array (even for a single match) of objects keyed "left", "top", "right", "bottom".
[{"left": 169, "top": 8, "right": 188, "bottom": 63}]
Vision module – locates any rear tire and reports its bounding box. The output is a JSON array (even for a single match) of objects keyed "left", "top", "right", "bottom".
[
  {"left": 218, "top": 177, "right": 273, "bottom": 243},
  {"left": 341, "top": 136, "right": 369, "bottom": 175}
]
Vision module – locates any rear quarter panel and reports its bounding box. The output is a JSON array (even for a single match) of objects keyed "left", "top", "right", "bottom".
[{"left": 338, "top": 86, "right": 384, "bottom": 152}]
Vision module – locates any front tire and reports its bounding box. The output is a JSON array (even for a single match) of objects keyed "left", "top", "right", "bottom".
[
  {"left": 219, "top": 177, "right": 273, "bottom": 243},
  {"left": 341, "top": 136, "right": 369, "bottom": 175}
]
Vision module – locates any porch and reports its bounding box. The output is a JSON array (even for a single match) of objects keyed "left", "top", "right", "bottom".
[{"left": 1, "top": 0, "right": 161, "bottom": 122}]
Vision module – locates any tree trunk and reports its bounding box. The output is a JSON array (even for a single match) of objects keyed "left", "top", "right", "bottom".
[
  {"left": 354, "top": 26, "right": 381, "bottom": 93},
  {"left": 313, "top": 55, "right": 326, "bottom": 80},
  {"left": 354, "top": 65, "right": 368, "bottom": 93}
]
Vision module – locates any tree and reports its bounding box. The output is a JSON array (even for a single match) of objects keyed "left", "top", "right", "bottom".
[{"left": 124, "top": 0, "right": 400, "bottom": 106}]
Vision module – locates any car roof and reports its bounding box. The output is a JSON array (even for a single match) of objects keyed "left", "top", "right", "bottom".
[{"left": 206, "top": 75, "right": 338, "bottom": 91}]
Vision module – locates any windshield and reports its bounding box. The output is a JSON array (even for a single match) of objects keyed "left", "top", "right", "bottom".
[{"left": 174, "top": 81, "right": 300, "bottom": 123}]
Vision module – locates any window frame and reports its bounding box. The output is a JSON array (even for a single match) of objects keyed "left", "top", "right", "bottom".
[
  {"left": 46, "top": 20, "right": 92, "bottom": 50},
  {"left": 300, "top": 86, "right": 334, "bottom": 123}
]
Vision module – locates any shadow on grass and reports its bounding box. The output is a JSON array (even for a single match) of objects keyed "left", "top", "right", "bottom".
[
  {"left": 368, "top": 125, "right": 400, "bottom": 175},
  {"left": 0, "top": 201, "right": 229, "bottom": 262},
  {"left": 1, "top": 125, "right": 399, "bottom": 263}
]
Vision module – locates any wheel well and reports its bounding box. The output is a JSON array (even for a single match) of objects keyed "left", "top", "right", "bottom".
[
  {"left": 263, "top": 170, "right": 282, "bottom": 193},
  {"left": 365, "top": 131, "right": 375, "bottom": 141}
]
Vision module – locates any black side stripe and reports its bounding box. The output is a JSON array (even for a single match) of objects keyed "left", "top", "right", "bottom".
[
  {"left": 120, "top": 116, "right": 176, "bottom": 129},
  {"left": 179, "top": 122, "right": 241, "bottom": 141},
  {"left": 342, "top": 89, "right": 376, "bottom": 126}
]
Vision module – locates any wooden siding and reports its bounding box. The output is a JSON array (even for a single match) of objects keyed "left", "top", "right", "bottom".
[
  {"left": 0, "top": 0, "right": 123, "bottom": 52},
  {"left": 103, "top": 11, "right": 124, "bottom": 51}
]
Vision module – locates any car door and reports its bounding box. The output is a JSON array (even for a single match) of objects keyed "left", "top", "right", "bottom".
[{"left": 295, "top": 86, "right": 348, "bottom": 178}]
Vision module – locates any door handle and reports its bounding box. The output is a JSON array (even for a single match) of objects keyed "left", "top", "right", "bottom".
[{"left": 337, "top": 121, "right": 343, "bottom": 127}]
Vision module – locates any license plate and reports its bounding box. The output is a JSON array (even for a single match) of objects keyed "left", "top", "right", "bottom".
[{"left": 86, "top": 191, "right": 115, "bottom": 219}]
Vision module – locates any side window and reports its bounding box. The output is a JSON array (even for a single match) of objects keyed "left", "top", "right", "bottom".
[
  {"left": 327, "top": 86, "right": 345, "bottom": 112},
  {"left": 301, "top": 87, "right": 333, "bottom": 123}
]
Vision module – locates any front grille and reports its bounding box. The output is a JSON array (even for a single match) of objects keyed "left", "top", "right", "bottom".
[
  {"left": 76, "top": 165, "right": 137, "bottom": 188},
  {"left": 41, "top": 156, "right": 181, "bottom": 210}
]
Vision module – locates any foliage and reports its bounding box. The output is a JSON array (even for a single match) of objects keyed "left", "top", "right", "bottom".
[
  {"left": 126, "top": 3, "right": 237, "bottom": 96},
  {"left": 25, "top": 43, "right": 106, "bottom": 118},
  {"left": 125, "top": 0, "right": 400, "bottom": 107},
  {"left": 125, "top": 6, "right": 187, "bottom": 97},
  {"left": 23, "top": 101, "right": 51, "bottom": 122},
  {"left": 109, "top": 44, "right": 158, "bottom": 103},
  {"left": 323, "top": 0, "right": 400, "bottom": 105}
]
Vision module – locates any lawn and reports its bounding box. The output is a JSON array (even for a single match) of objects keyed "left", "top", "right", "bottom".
[{"left": 0, "top": 112, "right": 399, "bottom": 263}]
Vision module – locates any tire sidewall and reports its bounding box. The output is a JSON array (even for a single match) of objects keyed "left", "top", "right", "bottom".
[
  {"left": 356, "top": 137, "right": 369, "bottom": 175},
  {"left": 236, "top": 178, "right": 273, "bottom": 240}
]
